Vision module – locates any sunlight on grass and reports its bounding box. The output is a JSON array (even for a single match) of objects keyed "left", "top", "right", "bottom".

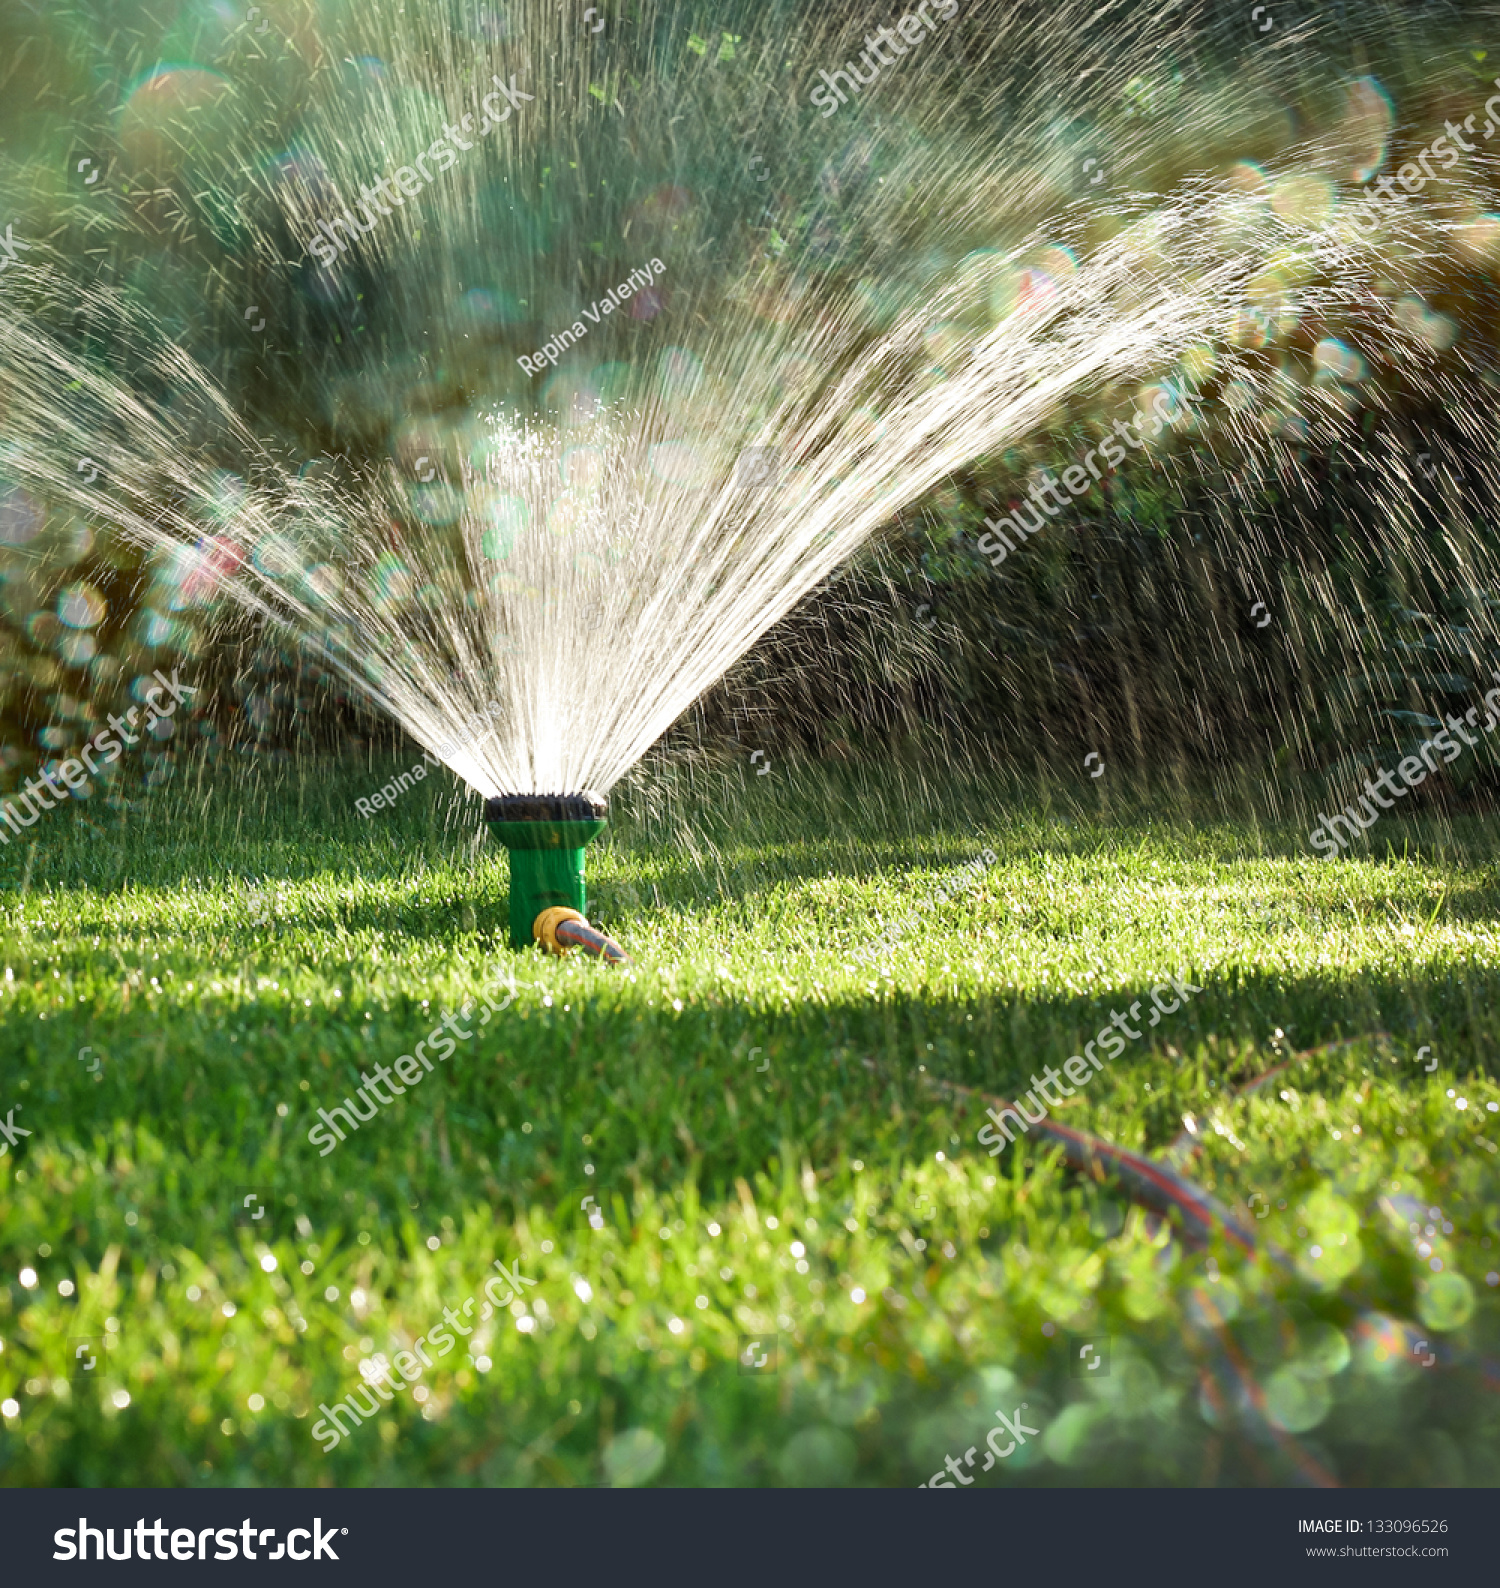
[{"left": 0, "top": 756, "right": 1496, "bottom": 1484}]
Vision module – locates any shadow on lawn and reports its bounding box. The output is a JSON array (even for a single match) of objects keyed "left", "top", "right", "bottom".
[{"left": 20, "top": 953, "right": 1496, "bottom": 1206}]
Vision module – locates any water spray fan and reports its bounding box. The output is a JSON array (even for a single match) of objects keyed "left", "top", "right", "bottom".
[{"left": 484, "top": 792, "right": 628, "bottom": 962}]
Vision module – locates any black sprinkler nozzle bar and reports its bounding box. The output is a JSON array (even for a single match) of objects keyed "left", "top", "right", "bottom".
[{"left": 484, "top": 791, "right": 608, "bottom": 824}]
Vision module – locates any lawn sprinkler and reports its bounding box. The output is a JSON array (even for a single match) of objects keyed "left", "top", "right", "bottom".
[{"left": 484, "top": 792, "right": 629, "bottom": 963}]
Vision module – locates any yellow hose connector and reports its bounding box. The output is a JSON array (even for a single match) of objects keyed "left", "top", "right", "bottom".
[
  {"left": 532, "top": 905, "right": 631, "bottom": 963},
  {"left": 533, "top": 906, "right": 587, "bottom": 955}
]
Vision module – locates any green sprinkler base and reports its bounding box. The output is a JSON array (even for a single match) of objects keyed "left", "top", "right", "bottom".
[{"left": 484, "top": 792, "right": 608, "bottom": 950}]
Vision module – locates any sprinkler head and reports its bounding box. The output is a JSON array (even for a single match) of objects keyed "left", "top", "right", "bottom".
[
  {"left": 484, "top": 790, "right": 627, "bottom": 959},
  {"left": 484, "top": 792, "right": 609, "bottom": 825}
]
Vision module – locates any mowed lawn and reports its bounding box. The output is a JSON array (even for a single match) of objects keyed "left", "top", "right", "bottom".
[{"left": 0, "top": 752, "right": 1497, "bottom": 1486}]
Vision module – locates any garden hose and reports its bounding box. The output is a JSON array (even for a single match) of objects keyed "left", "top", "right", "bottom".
[
  {"left": 923, "top": 1070, "right": 1262, "bottom": 1255},
  {"left": 911, "top": 1036, "right": 1500, "bottom": 1486},
  {"left": 534, "top": 905, "right": 631, "bottom": 964}
]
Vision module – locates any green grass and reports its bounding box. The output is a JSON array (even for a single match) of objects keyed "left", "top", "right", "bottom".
[{"left": 1, "top": 752, "right": 1498, "bottom": 1486}]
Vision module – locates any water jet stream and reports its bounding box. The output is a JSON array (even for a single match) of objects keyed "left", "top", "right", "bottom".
[{"left": 1, "top": 0, "right": 1495, "bottom": 902}]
